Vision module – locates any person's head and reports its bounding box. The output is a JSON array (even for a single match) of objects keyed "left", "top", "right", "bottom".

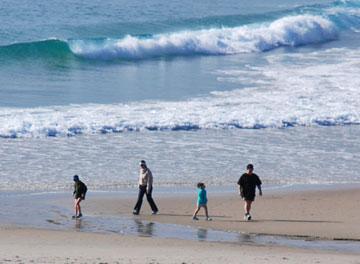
[
  {"left": 140, "top": 160, "right": 147, "bottom": 169},
  {"left": 197, "top": 182, "right": 205, "bottom": 189},
  {"left": 73, "top": 175, "right": 79, "bottom": 182},
  {"left": 246, "top": 164, "right": 254, "bottom": 173}
]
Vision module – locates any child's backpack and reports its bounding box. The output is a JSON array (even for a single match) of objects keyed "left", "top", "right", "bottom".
[{"left": 82, "top": 182, "right": 88, "bottom": 199}]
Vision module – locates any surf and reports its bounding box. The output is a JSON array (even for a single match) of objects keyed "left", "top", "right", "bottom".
[
  {"left": 0, "top": 15, "right": 338, "bottom": 62},
  {"left": 68, "top": 15, "right": 338, "bottom": 60},
  {"left": 0, "top": 0, "right": 359, "bottom": 62},
  {"left": 0, "top": 90, "right": 358, "bottom": 139}
]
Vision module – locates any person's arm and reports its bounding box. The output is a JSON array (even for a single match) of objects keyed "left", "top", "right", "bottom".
[
  {"left": 238, "top": 176, "right": 244, "bottom": 197},
  {"left": 239, "top": 186, "right": 244, "bottom": 197},
  {"left": 80, "top": 182, "right": 87, "bottom": 199},
  {"left": 200, "top": 189, "right": 206, "bottom": 203},
  {"left": 146, "top": 170, "right": 153, "bottom": 192},
  {"left": 257, "top": 175, "right": 262, "bottom": 196}
]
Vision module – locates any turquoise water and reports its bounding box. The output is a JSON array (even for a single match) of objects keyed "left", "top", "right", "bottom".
[
  {"left": 1, "top": 0, "right": 356, "bottom": 109},
  {"left": 0, "top": 0, "right": 359, "bottom": 133},
  {"left": 0, "top": 0, "right": 334, "bottom": 45},
  {"left": 0, "top": 0, "right": 360, "bottom": 191}
]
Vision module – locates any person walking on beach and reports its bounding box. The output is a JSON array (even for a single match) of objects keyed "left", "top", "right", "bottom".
[
  {"left": 192, "top": 182, "right": 212, "bottom": 221},
  {"left": 72, "top": 175, "right": 87, "bottom": 219},
  {"left": 237, "top": 164, "right": 262, "bottom": 221},
  {"left": 133, "top": 160, "right": 159, "bottom": 215}
]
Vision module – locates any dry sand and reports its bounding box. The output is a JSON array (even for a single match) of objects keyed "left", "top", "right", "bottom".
[{"left": 0, "top": 227, "right": 359, "bottom": 264}]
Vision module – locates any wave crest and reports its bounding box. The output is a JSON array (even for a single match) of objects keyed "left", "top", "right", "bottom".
[
  {"left": 3, "top": 0, "right": 360, "bottom": 63},
  {"left": 69, "top": 15, "right": 337, "bottom": 60}
]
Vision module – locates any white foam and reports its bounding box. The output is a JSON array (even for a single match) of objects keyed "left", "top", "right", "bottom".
[
  {"left": 1, "top": 47, "right": 360, "bottom": 138},
  {"left": 69, "top": 15, "right": 337, "bottom": 60}
]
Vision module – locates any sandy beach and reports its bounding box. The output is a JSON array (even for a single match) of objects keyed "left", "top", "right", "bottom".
[
  {"left": 2, "top": 0, "right": 360, "bottom": 263},
  {"left": 83, "top": 186, "right": 360, "bottom": 240},
  {"left": 1, "top": 186, "right": 358, "bottom": 263},
  {"left": 0, "top": 226, "right": 359, "bottom": 264}
]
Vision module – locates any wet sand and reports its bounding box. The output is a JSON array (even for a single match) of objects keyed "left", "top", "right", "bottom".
[
  {"left": 0, "top": 227, "right": 359, "bottom": 264},
  {"left": 0, "top": 186, "right": 360, "bottom": 263},
  {"left": 84, "top": 186, "right": 360, "bottom": 240}
]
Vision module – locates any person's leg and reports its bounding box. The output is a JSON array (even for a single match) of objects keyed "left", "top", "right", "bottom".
[
  {"left": 244, "top": 200, "right": 252, "bottom": 214},
  {"left": 74, "top": 198, "right": 82, "bottom": 217},
  {"left": 203, "top": 205, "right": 212, "bottom": 220},
  {"left": 74, "top": 199, "right": 78, "bottom": 217},
  {"left": 243, "top": 200, "right": 253, "bottom": 220},
  {"left": 193, "top": 206, "right": 200, "bottom": 219},
  {"left": 204, "top": 205, "right": 209, "bottom": 218},
  {"left": 133, "top": 186, "right": 146, "bottom": 214},
  {"left": 145, "top": 188, "right": 158, "bottom": 213},
  {"left": 77, "top": 198, "right": 82, "bottom": 216}
]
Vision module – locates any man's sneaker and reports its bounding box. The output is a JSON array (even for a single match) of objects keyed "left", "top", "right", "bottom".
[
  {"left": 244, "top": 213, "right": 251, "bottom": 221},
  {"left": 206, "top": 217, "right": 212, "bottom": 221},
  {"left": 152, "top": 211, "right": 158, "bottom": 215},
  {"left": 133, "top": 210, "right": 139, "bottom": 215},
  {"left": 72, "top": 215, "right": 76, "bottom": 219},
  {"left": 192, "top": 216, "right": 199, "bottom": 221}
]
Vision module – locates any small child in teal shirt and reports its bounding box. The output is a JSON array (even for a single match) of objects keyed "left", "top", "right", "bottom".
[{"left": 192, "top": 182, "right": 212, "bottom": 221}]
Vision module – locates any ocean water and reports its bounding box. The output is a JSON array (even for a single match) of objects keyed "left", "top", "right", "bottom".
[{"left": 1, "top": 0, "right": 360, "bottom": 192}]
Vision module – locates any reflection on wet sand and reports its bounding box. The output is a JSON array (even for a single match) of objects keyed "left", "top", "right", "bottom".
[
  {"left": 134, "top": 219, "right": 155, "bottom": 237},
  {"left": 197, "top": 228, "right": 208, "bottom": 241},
  {"left": 3, "top": 191, "right": 355, "bottom": 255},
  {"left": 75, "top": 219, "right": 82, "bottom": 230}
]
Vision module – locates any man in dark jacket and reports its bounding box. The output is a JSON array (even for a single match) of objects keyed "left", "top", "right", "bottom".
[
  {"left": 72, "top": 175, "right": 87, "bottom": 219},
  {"left": 237, "top": 164, "right": 262, "bottom": 221}
]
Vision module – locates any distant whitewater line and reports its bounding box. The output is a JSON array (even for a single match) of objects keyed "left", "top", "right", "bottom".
[{"left": 0, "top": 91, "right": 359, "bottom": 138}]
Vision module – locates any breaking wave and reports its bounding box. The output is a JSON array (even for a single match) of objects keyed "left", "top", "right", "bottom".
[
  {"left": 0, "top": 92, "right": 359, "bottom": 138},
  {"left": 1, "top": 1, "right": 360, "bottom": 61}
]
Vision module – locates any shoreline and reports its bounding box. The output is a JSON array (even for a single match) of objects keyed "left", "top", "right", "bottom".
[
  {"left": 2, "top": 182, "right": 360, "bottom": 197},
  {"left": 85, "top": 185, "right": 360, "bottom": 240},
  {"left": 1, "top": 184, "right": 360, "bottom": 241},
  {"left": 0, "top": 184, "right": 360, "bottom": 263}
]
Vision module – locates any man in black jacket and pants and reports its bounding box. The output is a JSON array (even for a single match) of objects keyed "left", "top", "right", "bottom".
[{"left": 238, "top": 164, "right": 262, "bottom": 221}]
